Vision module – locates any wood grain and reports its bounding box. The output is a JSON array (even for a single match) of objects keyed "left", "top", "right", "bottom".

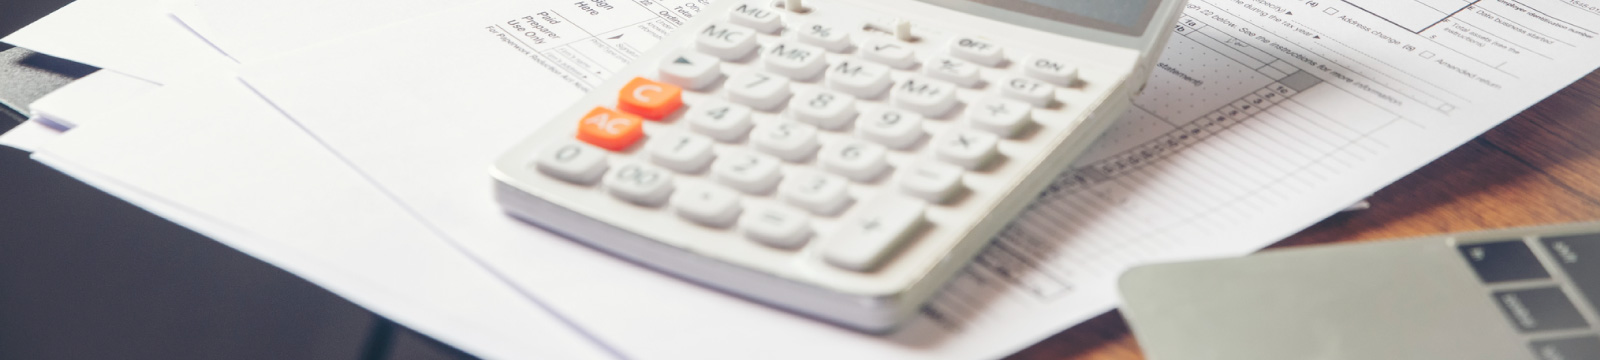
[{"left": 1007, "top": 71, "right": 1600, "bottom": 360}]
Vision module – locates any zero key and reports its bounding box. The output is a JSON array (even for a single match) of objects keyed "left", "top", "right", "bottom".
[{"left": 618, "top": 77, "right": 683, "bottom": 120}]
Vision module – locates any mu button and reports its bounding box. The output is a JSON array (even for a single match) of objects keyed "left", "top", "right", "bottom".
[{"left": 618, "top": 77, "right": 683, "bottom": 120}]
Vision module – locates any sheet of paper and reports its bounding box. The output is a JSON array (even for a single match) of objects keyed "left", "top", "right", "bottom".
[
  {"left": 1, "top": 0, "right": 236, "bottom": 84},
  {"left": 27, "top": 70, "right": 161, "bottom": 129},
  {"left": 0, "top": 120, "right": 65, "bottom": 152},
  {"left": 166, "top": 0, "right": 462, "bottom": 63},
  {"left": 30, "top": 76, "right": 616, "bottom": 360},
  {"left": 239, "top": 0, "right": 1600, "bottom": 357}
]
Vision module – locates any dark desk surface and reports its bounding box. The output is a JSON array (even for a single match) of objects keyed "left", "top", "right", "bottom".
[{"left": 1010, "top": 71, "right": 1600, "bottom": 359}]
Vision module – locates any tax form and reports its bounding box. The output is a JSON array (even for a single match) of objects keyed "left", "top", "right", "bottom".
[{"left": 238, "top": 0, "right": 1600, "bottom": 358}]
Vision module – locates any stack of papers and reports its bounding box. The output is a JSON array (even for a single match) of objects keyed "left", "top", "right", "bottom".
[{"left": 8, "top": 0, "right": 1600, "bottom": 358}]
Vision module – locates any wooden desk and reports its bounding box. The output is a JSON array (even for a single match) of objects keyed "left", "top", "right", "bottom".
[{"left": 1008, "top": 71, "right": 1600, "bottom": 359}]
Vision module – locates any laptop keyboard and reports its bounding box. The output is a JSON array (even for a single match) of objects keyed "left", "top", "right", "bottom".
[{"left": 1459, "top": 231, "right": 1600, "bottom": 359}]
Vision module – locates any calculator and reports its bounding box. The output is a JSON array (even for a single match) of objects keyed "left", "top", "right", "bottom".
[{"left": 492, "top": 0, "right": 1186, "bottom": 332}]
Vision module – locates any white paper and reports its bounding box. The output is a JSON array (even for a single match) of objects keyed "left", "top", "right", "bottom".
[
  {"left": 31, "top": 76, "right": 616, "bottom": 360},
  {"left": 0, "top": 120, "right": 65, "bottom": 152},
  {"left": 27, "top": 70, "right": 161, "bottom": 129},
  {"left": 1, "top": 0, "right": 236, "bottom": 84},
  {"left": 168, "top": 0, "right": 462, "bottom": 63},
  {"left": 239, "top": 0, "right": 1600, "bottom": 358}
]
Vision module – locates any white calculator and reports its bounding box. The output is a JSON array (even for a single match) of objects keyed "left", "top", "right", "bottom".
[{"left": 493, "top": 0, "right": 1185, "bottom": 332}]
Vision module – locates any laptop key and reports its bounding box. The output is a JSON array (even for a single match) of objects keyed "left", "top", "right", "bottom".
[
  {"left": 1493, "top": 287, "right": 1589, "bottom": 333},
  {"left": 1542, "top": 233, "right": 1600, "bottom": 312},
  {"left": 1530, "top": 336, "right": 1600, "bottom": 360},
  {"left": 1459, "top": 240, "right": 1550, "bottom": 283}
]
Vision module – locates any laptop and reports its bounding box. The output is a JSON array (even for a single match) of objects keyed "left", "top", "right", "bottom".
[{"left": 1119, "top": 222, "right": 1600, "bottom": 360}]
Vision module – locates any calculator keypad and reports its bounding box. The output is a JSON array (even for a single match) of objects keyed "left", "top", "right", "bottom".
[{"left": 518, "top": 0, "right": 1102, "bottom": 274}]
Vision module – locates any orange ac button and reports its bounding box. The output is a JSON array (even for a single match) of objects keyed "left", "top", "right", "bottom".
[
  {"left": 617, "top": 77, "right": 683, "bottom": 120},
  {"left": 576, "top": 107, "right": 644, "bottom": 151}
]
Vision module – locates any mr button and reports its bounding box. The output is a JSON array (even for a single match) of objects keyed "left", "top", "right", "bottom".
[{"left": 618, "top": 77, "right": 683, "bottom": 120}]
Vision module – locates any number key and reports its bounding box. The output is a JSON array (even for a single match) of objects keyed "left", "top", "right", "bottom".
[
  {"left": 534, "top": 140, "right": 609, "bottom": 185},
  {"left": 605, "top": 162, "right": 676, "bottom": 206},
  {"left": 728, "top": 71, "right": 792, "bottom": 111},
  {"left": 647, "top": 132, "right": 716, "bottom": 172},
  {"left": 790, "top": 88, "right": 857, "bottom": 130},
  {"left": 712, "top": 151, "right": 783, "bottom": 194},
  {"left": 687, "top": 100, "right": 754, "bottom": 142}
]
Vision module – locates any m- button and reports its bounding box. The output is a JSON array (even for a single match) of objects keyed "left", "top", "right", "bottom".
[{"left": 618, "top": 77, "right": 683, "bottom": 120}]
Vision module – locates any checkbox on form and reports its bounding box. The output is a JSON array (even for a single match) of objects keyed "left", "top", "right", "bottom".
[
  {"left": 1420, "top": 51, "right": 1436, "bottom": 59},
  {"left": 1324, "top": 7, "right": 1339, "bottom": 15}
]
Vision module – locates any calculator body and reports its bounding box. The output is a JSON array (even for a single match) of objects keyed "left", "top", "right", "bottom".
[{"left": 493, "top": 0, "right": 1187, "bottom": 332}]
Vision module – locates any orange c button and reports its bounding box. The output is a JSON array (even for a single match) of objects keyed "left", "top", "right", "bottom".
[
  {"left": 576, "top": 107, "right": 644, "bottom": 151},
  {"left": 617, "top": 77, "right": 682, "bottom": 120}
]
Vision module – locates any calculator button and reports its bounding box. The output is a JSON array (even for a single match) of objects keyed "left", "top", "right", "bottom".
[
  {"left": 780, "top": 170, "right": 852, "bottom": 215},
  {"left": 605, "top": 162, "right": 676, "bottom": 206},
  {"left": 535, "top": 140, "right": 610, "bottom": 185},
  {"left": 967, "top": 97, "right": 1032, "bottom": 137},
  {"left": 796, "top": 22, "right": 850, "bottom": 52},
  {"left": 892, "top": 77, "right": 959, "bottom": 117},
  {"left": 617, "top": 77, "right": 683, "bottom": 120},
  {"left": 823, "top": 193, "right": 925, "bottom": 272},
  {"left": 934, "top": 128, "right": 998, "bottom": 169},
  {"left": 855, "top": 107, "right": 923, "bottom": 149},
  {"left": 727, "top": 71, "right": 792, "bottom": 111},
  {"left": 647, "top": 132, "right": 716, "bottom": 173},
  {"left": 687, "top": 100, "right": 754, "bottom": 142},
  {"left": 728, "top": 3, "right": 782, "bottom": 34},
  {"left": 740, "top": 205, "right": 812, "bottom": 249},
  {"left": 672, "top": 183, "right": 743, "bottom": 227},
  {"left": 712, "top": 151, "right": 783, "bottom": 194},
  {"left": 764, "top": 42, "right": 828, "bottom": 79},
  {"left": 1000, "top": 75, "right": 1055, "bottom": 106},
  {"left": 1023, "top": 56, "right": 1079, "bottom": 86},
  {"left": 827, "top": 60, "right": 893, "bottom": 98},
  {"left": 790, "top": 88, "right": 857, "bottom": 130},
  {"left": 924, "top": 57, "right": 981, "bottom": 88},
  {"left": 861, "top": 39, "right": 917, "bottom": 69},
  {"left": 659, "top": 51, "right": 722, "bottom": 90},
  {"left": 576, "top": 107, "right": 645, "bottom": 151},
  {"left": 949, "top": 36, "right": 1004, "bottom": 66},
  {"left": 697, "top": 23, "right": 759, "bottom": 60},
  {"left": 819, "top": 140, "right": 889, "bottom": 181},
  {"left": 751, "top": 121, "right": 820, "bottom": 162},
  {"left": 897, "top": 161, "right": 963, "bottom": 202},
  {"left": 1459, "top": 240, "right": 1550, "bottom": 283},
  {"left": 1492, "top": 287, "right": 1589, "bottom": 333}
]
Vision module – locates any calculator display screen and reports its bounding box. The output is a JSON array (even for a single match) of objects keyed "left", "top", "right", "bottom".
[{"left": 939, "top": 0, "right": 1160, "bottom": 36}]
